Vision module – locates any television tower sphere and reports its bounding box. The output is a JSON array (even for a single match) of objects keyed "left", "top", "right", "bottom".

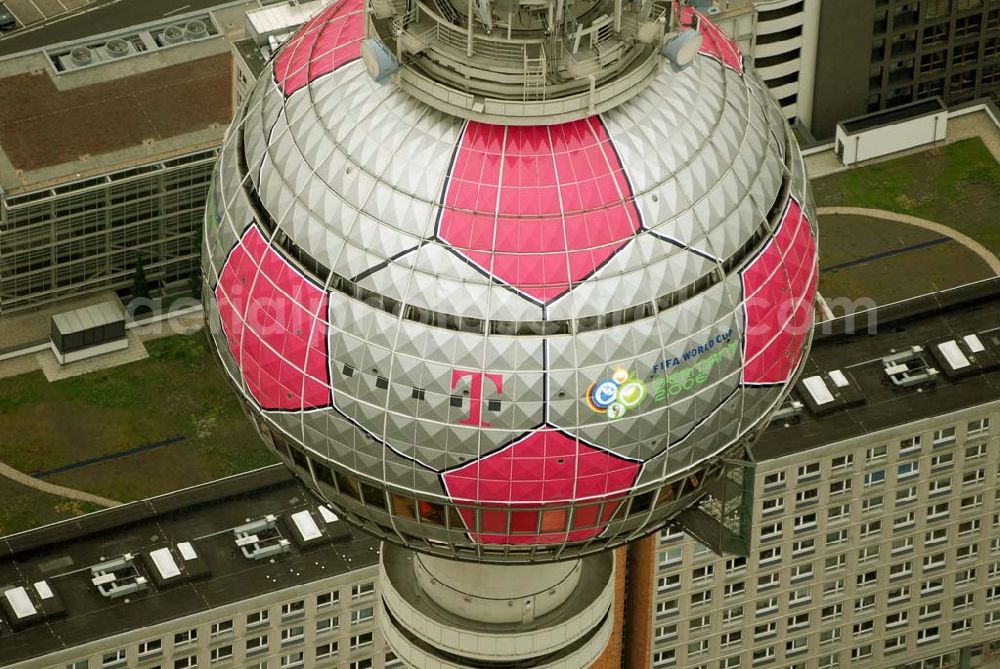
[{"left": 203, "top": 0, "right": 818, "bottom": 564}]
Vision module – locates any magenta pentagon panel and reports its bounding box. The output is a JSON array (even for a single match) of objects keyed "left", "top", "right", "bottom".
[
  {"left": 215, "top": 225, "right": 331, "bottom": 410},
  {"left": 273, "top": 0, "right": 365, "bottom": 97},
  {"left": 436, "top": 117, "right": 642, "bottom": 304},
  {"left": 741, "top": 197, "right": 818, "bottom": 385},
  {"left": 441, "top": 428, "right": 641, "bottom": 544},
  {"left": 680, "top": 5, "right": 744, "bottom": 73}
]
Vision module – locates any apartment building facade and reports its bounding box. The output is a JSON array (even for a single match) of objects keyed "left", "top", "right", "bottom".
[
  {"left": 750, "top": 0, "right": 822, "bottom": 127},
  {"left": 647, "top": 287, "right": 1000, "bottom": 669},
  {"left": 652, "top": 406, "right": 998, "bottom": 669},
  {"left": 0, "top": 468, "right": 395, "bottom": 669},
  {"left": 56, "top": 568, "right": 396, "bottom": 669}
]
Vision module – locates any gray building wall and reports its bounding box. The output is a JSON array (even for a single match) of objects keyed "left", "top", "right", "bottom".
[
  {"left": 811, "top": 0, "right": 877, "bottom": 139},
  {"left": 811, "top": 0, "right": 1000, "bottom": 139}
]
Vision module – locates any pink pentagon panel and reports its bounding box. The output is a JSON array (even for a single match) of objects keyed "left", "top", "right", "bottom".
[
  {"left": 740, "top": 197, "right": 818, "bottom": 385},
  {"left": 437, "top": 117, "right": 642, "bottom": 304},
  {"left": 215, "top": 225, "right": 331, "bottom": 410},
  {"left": 441, "top": 427, "right": 641, "bottom": 544},
  {"left": 273, "top": 0, "right": 365, "bottom": 97},
  {"left": 680, "top": 6, "right": 744, "bottom": 73}
]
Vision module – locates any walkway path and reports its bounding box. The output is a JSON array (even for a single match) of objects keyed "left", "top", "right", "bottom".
[
  {"left": 0, "top": 460, "right": 120, "bottom": 508},
  {"left": 817, "top": 206, "right": 1000, "bottom": 277}
]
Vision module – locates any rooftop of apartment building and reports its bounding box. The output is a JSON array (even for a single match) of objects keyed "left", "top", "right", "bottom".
[
  {"left": 0, "top": 1, "right": 260, "bottom": 196},
  {"left": 758, "top": 278, "right": 1000, "bottom": 462},
  {"left": 0, "top": 465, "right": 380, "bottom": 667}
]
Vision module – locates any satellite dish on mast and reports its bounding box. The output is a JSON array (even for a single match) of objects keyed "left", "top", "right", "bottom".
[
  {"left": 662, "top": 28, "right": 703, "bottom": 69},
  {"left": 360, "top": 38, "right": 400, "bottom": 84}
]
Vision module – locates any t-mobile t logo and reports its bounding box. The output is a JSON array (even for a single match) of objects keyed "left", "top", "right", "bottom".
[{"left": 451, "top": 370, "right": 503, "bottom": 427}]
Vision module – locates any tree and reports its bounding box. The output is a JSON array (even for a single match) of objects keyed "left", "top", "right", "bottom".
[
  {"left": 188, "top": 266, "right": 203, "bottom": 301},
  {"left": 132, "top": 259, "right": 151, "bottom": 300}
]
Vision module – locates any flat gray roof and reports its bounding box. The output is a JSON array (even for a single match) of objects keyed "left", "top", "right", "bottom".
[
  {"left": 0, "top": 466, "right": 379, "bottom": 666},
  {"left": 51, "top": 300, "right": 125, "bottom": 335},
  {"left": 0, "top": 0, "right": 246, "bottom": 58},
  {"left": 757, "top": 278, "right": 1000, "bottom": 461},
  {"left": 0, "top": 51, "right": 232, "bottom": 192},
  {"left": 839, "top": 97, "right": 946, "bottom": 135}
]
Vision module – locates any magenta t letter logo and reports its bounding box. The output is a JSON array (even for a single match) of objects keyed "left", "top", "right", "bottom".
[{"left": 451, "top": 370, "right": 503, "bottom": 427}]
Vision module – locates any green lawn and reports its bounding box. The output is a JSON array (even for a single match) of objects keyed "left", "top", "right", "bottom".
[
  {"left": 0, "top": 333, "right": 276, "bottom": 503},
  {"left": 816, "top": 214, "right": 994, "bottom": 304},
  {"left": 0, "top": 477, "right": 103, "bottom": 538},
  {"left": 812, "top": 137, "right": 1000, "bottom": 257}
]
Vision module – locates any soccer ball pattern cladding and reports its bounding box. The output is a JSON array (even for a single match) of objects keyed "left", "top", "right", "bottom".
[{"left": 204, "top": 0, "right": 818, "bottom": 558}]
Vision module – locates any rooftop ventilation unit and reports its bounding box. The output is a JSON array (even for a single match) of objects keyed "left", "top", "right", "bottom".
[
  {"left": 796, "top": 369, "right": 865, "bottom": 415},
  {"left": 90, "top": 554, "right": 148, "bottom": 599},
  {"left": 185, "top": 19, "right": 208, "bottom": 40},
  {"left": 285, "top": 509, "right": 328, "bottom": 548},
  {"left": 161, "top": 25, "right": 185, "bottom": 45},
  {"left": 46, "top": 13, "right": 218, "bottom": 74},
  {"left": 772, "top": 398, "right": 803, "bottom": 423},
  {"left": 69, "top": 46, "right": 93, "bottom": 67},
  {"left": 139, "top": 543, "right": 211, "bottom": 586},
  {"left": 103, "top": 38, "right": 133, "bottom": 59},
  {"left": 929, "top": 333, "right": 1000, "bottom": 380},
  {"left": 234, "top": 514, "right": 291, "bottom": 560},
  {"left": 0, "top": 582, "right": 64, "bottom": 631},
  {"left": 882, "top": 346, "right": 938, "bottom": 388}
]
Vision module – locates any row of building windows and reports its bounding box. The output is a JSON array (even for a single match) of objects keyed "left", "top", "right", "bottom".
[
  {"left": 68, "top": 582, "right": 379, "bottom": 669},
  {"left": 651, "top": 407, "right": 999, "bottom": 667}
]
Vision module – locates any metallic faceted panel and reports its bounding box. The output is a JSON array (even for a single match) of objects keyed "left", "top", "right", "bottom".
[
  {"left": 741, "top": 197, "right": 818, "bottom": 385},
  {"left": 215, "top": 225, "right": 331, "bottom": 410},
  {"left": 204, "top": 1, "right": 818, "bottom": 559},
  {"left": 273, "top": 0, "right": 364, "bottom": 96},
  {"left": 441, "top": 427, "right": 641, "bottom": 544},
  {"left": 436, "top": 117, "right": 642, "bottom": 305}
]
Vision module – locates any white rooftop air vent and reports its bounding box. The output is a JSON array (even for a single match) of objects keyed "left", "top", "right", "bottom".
[
  {"left": 33, "top": 581, "right": 54, "bottom": 601},
  {"left": 185, "top": 19, "right": 208, "bottom": 41},
  {"left": 287, "top": 509, "right": 327, "bottom": 548},
  {"left": 964, "top": 334, "right": 986, "bottom": 353},
  {"left": 69, "top": 46, "right": 93, "bottom": 68},
  {"left": 801, "top": 376, "right": 834, "bottom": 406},
  {"left": 103, "top": 38, "right": 132, "bottom": 59},
  {"left": 795, "top": 368, "right": 864, "bottom": 415},
  {"left": 828, "top": 369, "right": 850, "bottom": 388},
  {"left": 90, "top": 553, "right": 148, "bottom": 599},
  {"left": 177, "top": 542, "right": 198, "bottom": 561},
  {"left": 162, "top": 25, "right": 185, "bottom": 45},
  {"left": 882, "top": 346, "right": 938, "bottom": 388},
  {"left": 148, "top": 547, "right": 181, "bottom": 580},
  {"left": 929, "top": 332, "right": 998, "bottom": 379},
  {"left": 772, "top": 398, "right": 803, "bottom": 422},
  {"left": 3, "top": 587, "right": 36, "bottom": 621},
  {"left": 234, "top": 514, "right": 291, "bottom": 561},
  {"left": 318, "top": 505, "right": 339, "bottom": 523},
  {"left": 936, "top": 340, "right": 970, "bottom": 371}
]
